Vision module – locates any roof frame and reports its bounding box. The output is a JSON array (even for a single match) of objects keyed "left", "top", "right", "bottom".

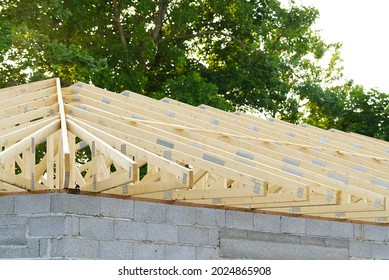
[{"left": 1, "top": 79, "right": 388, "bottom": 225}]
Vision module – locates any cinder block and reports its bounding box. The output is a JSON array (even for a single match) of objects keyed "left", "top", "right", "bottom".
[
  {"left": 0, "top": 216, "right": 28, "bottom": 226},
  {"left": 305, "top": 219, "right": 332, "bottom": 237},
  {"left": 51, "top": 194, "right": 101, "bottom": 216},
  {"left": 353, "top": 224, "right": 363, "bottom": 240},
  {"left": 14, "top": 194, "right": 51, "bottom": 214},
  {"left": 29, "top": 216, "right": 68, "bottom": 237},
  {"left": 101, "top": 197, "right": 134, "bottom": 219},
  {"left": 220, "top": 238, "right": 299, "bottom": 259},
  {"left": 0, "top": 196, "right": 14, "bottom": 215},
  {"left": 220, "top": 228, "right": 248, "bottom": 239},
  {"left": 64, "top": 216, "right": 79, "bottom": 236},
  {"left": 196, "top": 247, "right": 219, "bottom": 260},
  {"left": 79, "top": 217, "right": 114, "bottom": 239},
  {"left": 253, "top": 213, "right": 281, "bottom": 233},
  {"left": 147, "top": 223, "right": 178, "bottom": 243},
  {"left": 386, "top": 228, "right": 389, "bottom": 242},
  {"left": 100, "top": 240, "right": 134, "bottom": 259},
  {"left": 220, "top": 238, "right": 348, "bottom": 260},
  {"left": 372, "top": 243, "right": 389, "bottom": 260},
  {"left": 196, "top": 208, "right": 225, "bottom": 227},
  {"left": 324, "top": 238, "right": 349, "bottom": 249},
  {"left": 281, "top": 216, "right": 305, "bottom": 235},
  {"left": 51, "top": 236, "right": 100, "bottom": 259},
  {"left": 226, "top": 211, "right": 254, "bottom": 230},
  {"left": 299, "top": 236, "right": 325, "bottom": 247},
  {"left": 0, "top": 239, "right": 40, "bottom": 259},
  {"left": 166, "top": 204, "right": 197, "bottom": 225},
  {"left": 208, "top": 228, "right": 219, "bottom": 246},
  {"left": 0, "top": 225, "right": 27, "bottom": 245},
  {"left": 114, "top": 220, "right": 147, "bottom": 241},
  {"left": 133, "top": 243, "right": 166, "bottom": 260},
  {"left": 166, "top": 244, "right": 196, "bottom": 260},
  {"left": 247, "top": 231, "right": 275, "bottom": 242},
  {"left": 134, "top": 201, "right": 166, "bottom": 222},
  {"left": 248, "top": 231, "right": 301, "bottom": 245},
  {"left": 39, "top": 238, "right": 51, "bottom": 258},
  {"left": 179, "top": 226, "right": 213, "bottom": 246},
  {"left": 362, "top": 225, "right": 387, "bottom": 242},
  {"left": 299, "top": 244, "right": 349, "bottom": 260},
  {"left": 349, "top": 241, "right": 373, "bottom": 259},
  {"left": 274, "top": 233, "right": 300, "bottom": 244},
  {"left": 330, "top": 222, "right": 354, "bottom": 239}
]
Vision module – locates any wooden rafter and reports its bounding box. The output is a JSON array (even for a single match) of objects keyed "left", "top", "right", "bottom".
[{"left": 1, "top": 79, "right": 388, "bottom": 224}]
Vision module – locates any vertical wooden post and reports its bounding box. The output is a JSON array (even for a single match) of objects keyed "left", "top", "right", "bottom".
[
  {"left": 22, "top": 150, "right": 31, "bottom": 190},
  {"left": 57, "top": 136, "right": 63, "bottom": 190},
  {"left": 30, "top": 137, "right": 36, "bottom": 191},
  {"left": 46, "top": 134, "right": 54, "bottom": 189},
  {"left": 91, "top": 141, "right": 97, "bottom": 191},
  {"left": 69, "top": 132, "right": 76, "bottom": 189}
]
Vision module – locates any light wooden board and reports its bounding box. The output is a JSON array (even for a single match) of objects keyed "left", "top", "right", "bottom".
[{"left": 1, "top": 80, "right": 388, "bottom": 224}]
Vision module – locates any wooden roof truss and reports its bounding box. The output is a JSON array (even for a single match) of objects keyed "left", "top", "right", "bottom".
[{"left": 1, "top": 78, "right": 389, "bottom": 224}]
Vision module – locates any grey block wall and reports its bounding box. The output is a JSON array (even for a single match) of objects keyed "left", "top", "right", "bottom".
[{"left": 1, "top": 193, "right": 389, "bottom": 259}]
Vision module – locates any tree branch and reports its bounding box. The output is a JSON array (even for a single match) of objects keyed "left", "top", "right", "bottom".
[
  {"left": 112, "top": 0, "right": 127, "bottom": 47},
  {"left": 112, "top": 0, "right": 132, "bottom": 73},
  {"left": 153, "top": 0, "right": 169, "bottom": 42}
]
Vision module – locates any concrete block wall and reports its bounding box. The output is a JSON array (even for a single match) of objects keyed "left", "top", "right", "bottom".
[{"left": 1, "top": 193, "right": 389, "bottom": 259}]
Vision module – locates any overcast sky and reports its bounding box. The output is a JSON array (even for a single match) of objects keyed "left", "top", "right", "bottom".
[{"left": 281, "top": 0, "right": 389, "bottom": 92}]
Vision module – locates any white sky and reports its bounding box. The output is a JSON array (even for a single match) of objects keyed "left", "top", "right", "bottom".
[{"left": 282, "top": 0, "right": 389, "bottom": 92}]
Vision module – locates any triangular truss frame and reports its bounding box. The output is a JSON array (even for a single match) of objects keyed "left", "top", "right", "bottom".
[{"left": 1, "top": 78, "right": 389, "bottom": 224}]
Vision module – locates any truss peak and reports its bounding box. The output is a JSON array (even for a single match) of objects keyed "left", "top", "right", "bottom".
[{"left": 1, "top": 79, "right": 389, "bottom": 225}]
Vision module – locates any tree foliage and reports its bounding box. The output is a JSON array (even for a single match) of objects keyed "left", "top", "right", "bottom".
[
  {"left": 301, "top": 80, "right": 389, "bottom": 140},
  {"left": 0, "top": 1, "right": 325, "bottom": 110},
  {"left": 0, "top": 0, "right": 388, "bottom": 140}
]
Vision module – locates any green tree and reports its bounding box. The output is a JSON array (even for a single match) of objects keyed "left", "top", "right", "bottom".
[
  {"left": 0, "top": 0, "right": 330, "bottom": 116},
  {"left": 301, "top": 80, "right": 389, "bottom": 141},
  {"left": 1, "top": 0, "right": 387, "bottom": 140}
]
